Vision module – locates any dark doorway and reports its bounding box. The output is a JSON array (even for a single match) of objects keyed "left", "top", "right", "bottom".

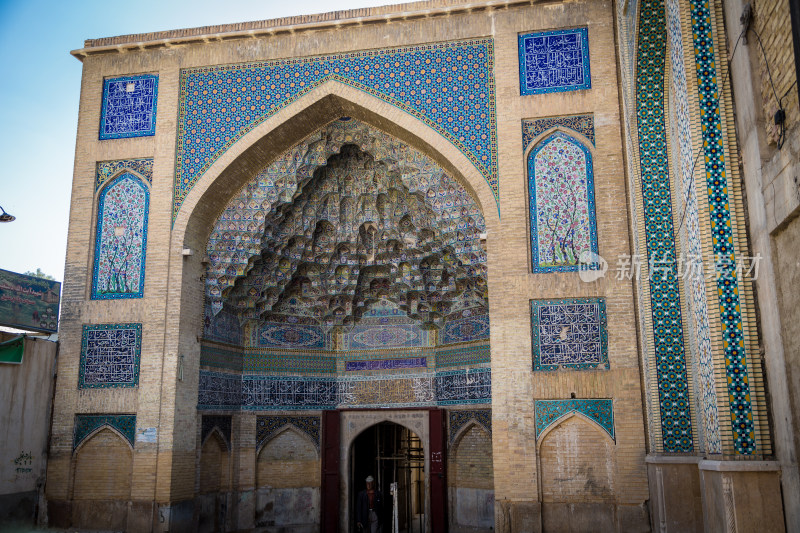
[{"left": 350, "top": 422, "right": 425, "bottom": 533}]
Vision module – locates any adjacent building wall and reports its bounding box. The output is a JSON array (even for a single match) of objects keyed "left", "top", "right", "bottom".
[{"left": 0, "top": 335, "right": 57, "bottom": 526}]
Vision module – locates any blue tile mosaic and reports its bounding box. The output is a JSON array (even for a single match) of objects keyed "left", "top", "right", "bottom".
[
  {"left": 689, "top": 0, "right": 755, "bottom": 455},
  {"left": 175, "top": 39, "right": 498, "bottom": 222},
  {"left": 522, "top": 114, "right": 595, "bottom": 149},
  {"left": 73, "top": 414, "right": 136, "bottom": 450},
  {"left": 257, "top": 415, "right": 321, "bottom": 450},
  {"left": 448, "top": 409, "right": 491, "bottom": 444},
  {"left": 258, "top": 322, "right": 325, "bottom": 349},
  {"left": 518, "top": 28, "right": 591, "bottom": 95},
  {"left": 441, "top": 314, "right": 490, "bottom": 345},
  {"left": 99, "top": 75, "right": 158, "bottom": 140},
  {"left": 79, "top": 323, "right": 142, "bottom": 388},
  {"left": 531, "top": 298, "right": 608, "bottom": 371},
  {"left": 528, "top": 131, "right": 598, "bottom": 273},
  {"left": 345, "top": 357, "right": 427, "bottom": 371},
  {"left": 534, "top": 399, "right": 613, "bottom": 439},
  {"left": 91, "top": 173, "right": 149, "bottom": 300},
  {"left": 201, "top": 415, "right": 232, "bottom": 449},
  {"left": 635, "top": 0, "right": 693, "bottom": 452}
]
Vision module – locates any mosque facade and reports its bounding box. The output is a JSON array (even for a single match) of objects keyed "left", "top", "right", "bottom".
[{"left": 49, "top": 0, "right": 800, "bottom": 531}]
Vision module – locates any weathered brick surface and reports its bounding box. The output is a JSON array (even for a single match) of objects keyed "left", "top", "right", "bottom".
[{"left": 450, "top": 425, "right": 493, "bottom": 490}]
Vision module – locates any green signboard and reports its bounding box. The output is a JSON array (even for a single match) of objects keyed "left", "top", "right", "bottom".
[{"left": 0, "top": 268, "right": 61, "bottom": 333}]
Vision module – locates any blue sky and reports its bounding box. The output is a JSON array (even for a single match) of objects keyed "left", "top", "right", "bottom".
[{"left": 0, "top": 0, "right": 404, "bottom": 282}]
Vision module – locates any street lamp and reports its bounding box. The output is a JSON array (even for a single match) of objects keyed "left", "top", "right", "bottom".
[{"left": 0, "top": 205, "right": 15, "bottom": 222}]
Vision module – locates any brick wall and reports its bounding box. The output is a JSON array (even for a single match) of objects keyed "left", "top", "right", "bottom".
[
  {"left": 539, "top": 416, "right": 614, "bottom": 503},
  {"left": 450, "top": 425, "right": 493, "bottom": 490},
  {"left": 72, "top": 429, "right": 132, "bottom": 500},
  {"left": 256, "top": 430, "right": 320, "bottom": 489},
  {"left": 755, "top": 0, "right": 799, "bottom": 143},
  {"left": 199, "top": 433, "right": 230, "bottom": 494}
]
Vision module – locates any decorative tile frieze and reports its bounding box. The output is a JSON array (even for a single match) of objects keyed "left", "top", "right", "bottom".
[
  {"left": 448, "top": 409, "right": 491, "bottom": 444},
  {"left": 435, "top": 368, "right": 491, "bottom": 405},
  {"left": 95, "top": 158, "right": 153, "bottom": 191},
  {"left": 522, "top": 114, "right": 595, "bottom": 148},
  {"left": 534, "top": 399, "right": 613, "bottom": 439},
  {"left": 256, "top": 415, "right": 321, "bottom": 450},
  {"left": 73, "top": 414, "right": 136, "bottom": 450}
]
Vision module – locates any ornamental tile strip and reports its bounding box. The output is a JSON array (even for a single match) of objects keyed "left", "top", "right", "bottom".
[
  {"left": 73, "top": 414, "right": 136, "bottom": 450},
  {"left": 435, "top": 343, "right": 490, "bottom": 368},
  {"left": 95, "top": 158, "right": 154, "bottom": 191},
  {"left": 522, "top": 114, "right": 595, "bottom": 148},
  {"left": 256, "top": 415, "right": 321, "bottom": 450},
  {"left": 243, "top": 351, "right": 336, "bottom": 374},
  {"left": 448, "top": 409, "right": 491, "bottom": 444},
  {"left": 344, "top": 357, "right": 427, "bottom": 371},
  {"left": 689, "top": 0, "right": 754, "bottom": 454},
  {"left": 175, "top": 39, "right": 498, "bottom": 221},
  {"left": 528, "top": 131, "right": 599, "bottom": 273},
  {"left": 534, "top": 399, "right": 613, "bottom": 439},
  {"left": 518, "top": 27, "right": 591, "bottom": 95},
  {"left": 338, "top": 373, "right": 435, "bottom": 408},
  {"left": 666, "top": 0, "right": 720, "bottom": 454},
  {"left": 531, "top": 298, "right": 608, "bottom": 371},
  {"left": 79, "top": 323, "right": 142, "bottom": 388},
  {"left": 201, "top": 415, "right": 232, "bottom": 449},
  {"left": 635, "top": 0, "right": 693, "bottom": 453},
  {"left": 91, "top": 173, "right": 149, "bottom": 300},
  {"left": 99, "top": 75, "right": 158, "bottom": 140}
]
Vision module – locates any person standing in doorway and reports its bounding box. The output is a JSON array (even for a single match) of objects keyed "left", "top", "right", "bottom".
[{"left": 356, "top": 475, "right": 382, "bottom": 532}]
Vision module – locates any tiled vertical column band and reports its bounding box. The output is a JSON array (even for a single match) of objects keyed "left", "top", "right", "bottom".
[
  {"left": 636, "top": 0, "right": 693, "bottom": 452},
  {"left": 689, "top": 0, "right": 755, "bottom": 454}
]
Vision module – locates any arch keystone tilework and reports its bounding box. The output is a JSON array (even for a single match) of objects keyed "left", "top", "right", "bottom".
[{"left": 534, "top": 399, "right": 614, "bottom": 440}]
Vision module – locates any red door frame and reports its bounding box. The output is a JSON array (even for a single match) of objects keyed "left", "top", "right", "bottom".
[
  {"left": 429, "top": 408, "right": 448, "bottom": 532},
  {"left": 323, "top": 407, "right": 448, "bottom": 532},
  {"left": 321, "top": 410, "right": 341, "bottom": 533}
]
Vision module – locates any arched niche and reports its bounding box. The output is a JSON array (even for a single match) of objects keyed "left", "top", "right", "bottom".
[
  {"left": 538, "top": 414, "right": 615, "bottom": 503},
  {"left": 449, "top": 422, "right": 494, "bottom": 530},
  {"left": 71, "top": 427, "right": 133, "bottom": 501}
]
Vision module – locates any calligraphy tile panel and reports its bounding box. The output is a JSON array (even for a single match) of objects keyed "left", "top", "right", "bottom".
[
  {"left": 435, "top": 368, "right": 491, "bottom": 405},
  {"left": 518, "top": 27, "right": 591, "bottom": 95},
  {"left": 91, "top": 173, "right": 149, "bottom": 300},
  {"left": 241, "top": 376, "right": 338, "bottom": 410},
  {"left": 79, "top": 323, "right": 142, "bottom": 388},
  {"left": 198, "top": 370, "right": 243, "bottom": 409},
  {"left": 99, "top": 74, "right": 158, "bottom": 140},
  {"left": 531, "top": 298, "right": 608, "bottom": 371}
]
